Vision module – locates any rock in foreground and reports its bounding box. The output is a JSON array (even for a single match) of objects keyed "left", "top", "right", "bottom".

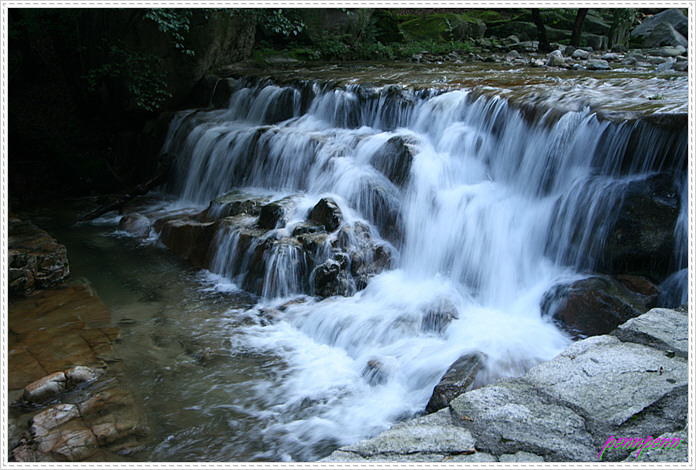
[{"left": 322, "top": 305, "right": 688, "bottom": 462}]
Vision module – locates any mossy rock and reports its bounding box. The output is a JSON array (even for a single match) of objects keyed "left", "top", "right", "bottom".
[
  {"left": 373, "top": 10, "right": 404, "bottom": 43},
  {"left": 399, "top": 13, "right": 486, "bottom": 43}
]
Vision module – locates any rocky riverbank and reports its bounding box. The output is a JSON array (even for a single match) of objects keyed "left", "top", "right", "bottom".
[
  {"left": 6, "top": 218, "right": 149, "bottom": 461},
  {"left": 323, "top": 304, "right": 689, "bottom": 462}
]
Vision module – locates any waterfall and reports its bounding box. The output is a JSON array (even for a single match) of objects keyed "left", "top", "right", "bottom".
[{"left": 159, "top": 77, "right": 687, "bottom": 460}]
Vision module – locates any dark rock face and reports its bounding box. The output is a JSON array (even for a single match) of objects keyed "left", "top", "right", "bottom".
[
  {"left": 312, "top": 258, "right": 354, "bottom": 298},
  {"left": 602, "top": 173, "right": 680, "bottom": 278},
  {"left": 157, "top": 218, "right": 217, "bottom": 268},
  {"left": 258, "top": 202, "right": 286, "bottom": 230},
  {"left": 426, "top": 353, "right": 483, "bottom": 413},
  {"left": 541, "top": 275, "right": 659, "bottom": 338},
  {"left": 309, "top": 197, "right": 343, "bottom": 232},
  {"left": 371, "top": 136, "right": 417, "bottom": 188},
  {"left": 8, "top": 218, "right": 70, "bottom": 297}
]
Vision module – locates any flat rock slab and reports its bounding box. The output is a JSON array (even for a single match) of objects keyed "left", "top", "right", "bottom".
[
  {"left": 450, "top": 379, "right": 597, "bottom": 461},
  {"left": 8, "top": 283, "right": 117, "bottom": 390},
  {"left": 524, "top": 335, "right": 687, "bottom": 428},
  {"left": 613, "top": 307, "right": 688, "bottom": 357},
  {"left": 322, "top": 408, "right": 487, "bottom": 462}
]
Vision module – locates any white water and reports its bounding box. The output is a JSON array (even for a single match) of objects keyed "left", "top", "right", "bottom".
[{"left": 161, "top": 78, "right": 687, "bottom": 460}]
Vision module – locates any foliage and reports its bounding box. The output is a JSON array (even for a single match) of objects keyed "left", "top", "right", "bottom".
[
  {"left": 260, "top": 8, "right": 305, "bottom": 37},
  {"left": 85, "top": 43, "right": 172, "bottom": 112},
  {"left": 143, "top": 8, "right": 195, "bottom": 55}
]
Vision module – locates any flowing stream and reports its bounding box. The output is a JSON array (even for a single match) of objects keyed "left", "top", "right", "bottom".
[{"left": 23, "top": 64, "right": 688, "bottom": 461}]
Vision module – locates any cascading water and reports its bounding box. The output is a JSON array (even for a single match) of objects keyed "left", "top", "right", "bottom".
[{"left": 157, "top": 75, "right": 687, "bottom": 460}]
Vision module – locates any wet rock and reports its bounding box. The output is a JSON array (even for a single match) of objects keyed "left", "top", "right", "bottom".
[
  {"left": 117, "top": 214, "right": 151, "bottom": 237},
  {"left": 312, "top": 258, "right": 353, "bottom": 298},
  {"left": 571, "top": 49, "right": 590, "bottom": 60},
  {"left": 157, "top": 218, "right": 217, "bottom": 268},
  {"left": 24, "top": 372, "right": 67, "bottom": 404},
  {"left": 656, "top": 58, "right": 676, "bottom": 71},
  {"left": 420, "top": 298, "right": 459, "bottom": 335},
  {"left": 673, "top": 61, "right": 688, "bottom": 72},
  {"left": 309, "top": 197, "right": 343, "bottom": 232},
  {"left": 602, "top": 173, "right": 680, "bottom": 278},
  {"left": 546, "top": 51, "right": 567, "bottom": 67},
  {"left": 65, "top": 366, "right": 101, "bottom": 388},
  {"left": 655, "top": 45, "right": 687, "bottom": 57},
  {"left": 504, "top": 50, "right": 520, "bottom": 61},
  {"left": 200, "top": 191, "right": 270, "bottom": 221},
  {"left": 541, "top": 275, "right": 658, "bottom": 338},
  {"left": 642, "top": 23, "right": 687, "bottom": 48},
  {"left": 258, "top": 202, "right": 286, "bottom": 230},
  {"left": 8, "top": 218, "right": 70, "bottom": 296},
  {"left": 563, "top": 45, "right": 576, "bottom": 56},
  {"left": 601, "top": 52, "right": 620, "bottom": 61},
  {"left": 370, "top": 135, "right": 418, "bottom": 187},
  {"left": 426, "top": 353, "right": 483, "bottom": 413},
  {"left": 586, "top": 59, "right": 611, "bottom": 70}
]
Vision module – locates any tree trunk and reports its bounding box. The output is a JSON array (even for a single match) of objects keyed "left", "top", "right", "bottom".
[
  {"left": 570, "top": 8, "right": 589, "bottom": 48},
  {"left": 531, "top": 9, "right": 552, "bottom": 52}
]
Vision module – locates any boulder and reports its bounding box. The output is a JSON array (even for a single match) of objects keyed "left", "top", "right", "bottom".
[
  {"left": 571, "top": 49, "right": 590, "bottom": 60},
  {"left": 117, "top": 214, "right": 151, "bottom": 237},
  {"left": 199, "top": 191, "right": 270, "bottom": 221},
  {"left": 370, "top": 136, "right": 417, "bottom": 188},
  {"left": 322, "top": 409, "right": 483, "bottom": 462},
  {"left": 601, "top": 52, "right": 620, "bottom": 61},
  {"left": 546, "top": 51, "right": 568, "bottom": 67},
  {"left": 541, "top": 275, "right": 658, "bottom": 337},
  {"left": 23, "top": 372, "right": 67, "bottom": 404},
  {"left": 632, "top": 9, "right": 688, "bottom": 40},
  {"left": 602, "top": 173, "right": 680, "bottom": 278},
  {"left": 8, "top": 218, "right": 70, "bottom": 296},
  {"left": 585, "top": 59, "right": 611, "bottom": 70},
  {"left": 641, "top": 23, "right": 687, "bottom": 48},
  {"left": 157, "top": 218, "right": 217, "bottom": 268},
  {"left": 258, "top": 202, "right": 286, "bottom": 230},
  {"left": 425, "top": 353, "right": 483, "bottom": 413},
  {"left": 309, "top": 197, "right": 343, "bottom": 232},
  {"left": 654, "top": 45, "right": 687, "bottom": 57},
  {"left": 312, "top": 258, "right": 353, "bottom": 298}
]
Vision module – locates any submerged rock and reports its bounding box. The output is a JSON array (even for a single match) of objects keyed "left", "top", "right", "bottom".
[
  {"left": 118, "top": 214, "right": 151, "bottom": 238},
  {"left": 420, "top": 297, "right": 459, "bottom": 335}
]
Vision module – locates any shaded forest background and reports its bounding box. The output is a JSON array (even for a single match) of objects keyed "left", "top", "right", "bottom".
[{"left": 7, "top": 7, "right": 671, "bottom": 207}]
